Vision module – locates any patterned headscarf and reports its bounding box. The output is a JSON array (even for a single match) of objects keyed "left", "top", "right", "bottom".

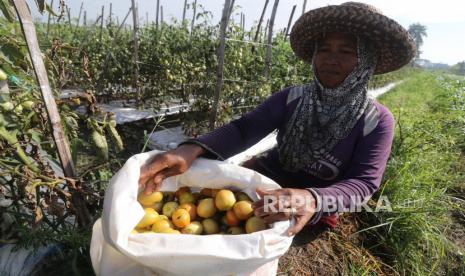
[{"left": 278, "top": 37, "right": 377, "bottom": 172}]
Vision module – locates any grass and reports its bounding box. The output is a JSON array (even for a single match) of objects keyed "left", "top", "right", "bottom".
[
  {"left": 357, "top": 71, "right": 465, "bottom": 274},
  {"left": 277, "top": 70, "right": 465, "bottom": 275}
]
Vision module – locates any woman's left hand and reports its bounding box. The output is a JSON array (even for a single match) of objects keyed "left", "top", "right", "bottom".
[{"left": 252, "top": 187, "right": 317, "bottom": 236}]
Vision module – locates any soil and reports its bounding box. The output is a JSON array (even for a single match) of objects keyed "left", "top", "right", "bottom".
[{"left": 277, "top": 213, "right": 396, "bottom": 276}]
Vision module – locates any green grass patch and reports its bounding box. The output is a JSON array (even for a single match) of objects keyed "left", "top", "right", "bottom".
[{"left": 358, "top": 71, "right": 465, "bottom": 274}]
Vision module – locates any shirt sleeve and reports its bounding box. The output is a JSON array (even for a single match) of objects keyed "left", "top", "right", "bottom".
[
  {"left": 308, "top": 105, "right": 395, "bottom": 224},
  {"left": 180, "top": 88, "right": 290, "bottom": 160}
]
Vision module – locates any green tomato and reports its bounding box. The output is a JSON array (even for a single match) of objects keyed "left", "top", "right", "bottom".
[
  {"left": 14, "top": 104, "right": 23, "bottom": 114},
  {"left": 0, "top": 69, "right": 7, "bottom": 81},
  {"left": 0, "top": 102, "right": 14, "bottom": 111},
  {"left": 21, "top": 100, "right": 35, "bottom": 110}
]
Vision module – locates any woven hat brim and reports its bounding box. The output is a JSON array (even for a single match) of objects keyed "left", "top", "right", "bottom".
[{"left": 290, "top": 5, "right": 416, "bottom": 74}]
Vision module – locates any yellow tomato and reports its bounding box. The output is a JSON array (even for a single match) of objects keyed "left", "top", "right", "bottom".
[
  {"left": 197, "top": 198, "right": 217, "bottom": 218},
  {"left": 215, "top": 190, "right": 236, "bottom": 211},
  {"left": 138, "top": 191, "right": 163, "bottom": 206},
  {"left": 152, "top": 219, "right": 172, "bottom": 233},
  {"left": 136, "top": 208, "right": 159, "bottom": 228}
]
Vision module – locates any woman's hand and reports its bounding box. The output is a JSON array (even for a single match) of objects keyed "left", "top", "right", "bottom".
[
  {"left": 252, "top": 187, "right": 316, "bottom": 236},
  {"left": 138, "top": 144, "right": 205, "bottom": 194}
]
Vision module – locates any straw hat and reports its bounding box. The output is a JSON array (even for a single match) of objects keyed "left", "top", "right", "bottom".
[{"left": 290, "top": 2, "right": 416, "bottom": 74}]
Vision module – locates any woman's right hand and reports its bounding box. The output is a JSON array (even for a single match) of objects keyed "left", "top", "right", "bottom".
[{"left": 138, "top": 144, "right": 205, "bottom": 194}]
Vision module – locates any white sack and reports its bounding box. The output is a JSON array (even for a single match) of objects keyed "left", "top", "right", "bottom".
[{"left": 90, "top": 149, "right": 293, "bottom": 276}]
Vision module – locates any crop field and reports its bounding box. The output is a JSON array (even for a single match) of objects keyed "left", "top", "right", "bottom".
[{"left": 1, "top": 1, "right": 464, "bottom": 275}]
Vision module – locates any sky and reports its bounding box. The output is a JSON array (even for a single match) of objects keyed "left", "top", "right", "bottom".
[{"left": 29, "top": 0, "right": 465, "bottom": 65}]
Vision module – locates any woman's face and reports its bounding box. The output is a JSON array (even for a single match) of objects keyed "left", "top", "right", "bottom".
[{"left": 314, "top": 32, "right": 358, "bottom": 88}]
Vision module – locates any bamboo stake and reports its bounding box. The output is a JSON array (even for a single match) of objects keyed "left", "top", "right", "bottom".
[
  {"left": 190, "top": 0, "right": 197, "bottom": 35},
  {"left": 76, "top": 2, "right": 83, "bottom": 28},
  {"left": 241, "top": 13, "right": 245, "bottom": 39},
  {"left": 99, "top": 5, "right": 104, "bottom": 41},
  {"left": 239, "top": 12, "right": 243, "bottom": 29},
  {"left": 13, "top": 3, "right": 74, "bottom": 173},
  {"left": 46, "top": 0, "right": 53, "bottom": 38},
  {"left": 227, "top": 0, "right": 235, "bottom": 21},
  {"left": 131, "top": 0, "right": 140, "bottom": 106},
  {"left": 83, "top": 10, "right": 86, "bottom": 26},
  {"left": 264, "top": 0, "right": 279, "bottom": 79},
  {"left": 253, "top": 0, "right": 269, "bottom": 43},
  {"left": 156, "top": 0, "right": 159, "bottom": 29},
  {"left": 241, "top": 13, "right": 245, "bottom": 31},
  {"left": 66, "top": 6, "right": 71, "bottom": 29},
  {"left": 12, "top": 0, "right": 91, "bottom": 226},
  {"left": 302, "top": 0, "right": 307, "bottom": 15},
  {"left": 263, "top": 19, "right": 269, "bottom": 43},
  {"left": 209, "top": 0, "right": 232, "bottom": 130},
  {"left": 182, "top": 0, "right": 187, "bottom": 24},
  {"left": 285, "top": 5, "right": 296, "bottom": 38},
  {"left": 109, "top": 2, "right": 112, "bottom": 25},
  {"left": 161, "top": 5, "right": 164, "bottom": 25}
]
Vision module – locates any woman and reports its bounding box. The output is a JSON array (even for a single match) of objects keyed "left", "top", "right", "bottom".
[{"left": 138, "top": 2, "right": 416, "bottom": 236}]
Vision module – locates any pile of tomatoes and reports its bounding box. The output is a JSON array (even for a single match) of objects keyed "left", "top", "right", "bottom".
[{"left": 132, "top": 187, "right": 268, "bottom": 235}]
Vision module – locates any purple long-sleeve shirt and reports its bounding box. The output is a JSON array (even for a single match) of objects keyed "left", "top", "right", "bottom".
[{"left": 183, "top": 86, "right": 395, "bottom": 224}]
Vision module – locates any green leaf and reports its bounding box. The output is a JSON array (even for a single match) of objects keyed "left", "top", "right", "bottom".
[
  {"left": 0, "top": 0, "right": 16, "bottom": 22},
  {"left": 44, "top": 2, "right": 57, "bottom": 16},
  {"left": 27, "top": 129, "right": 43, "bottom": 144}
]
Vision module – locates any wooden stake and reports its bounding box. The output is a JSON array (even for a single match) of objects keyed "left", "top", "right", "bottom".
[
  {"left": 241, "top": 13, "right": 245, "bottom": 31},
  {"left": 109, "top": 3, "right": 112, "bottom": 25},
  {"left": 46, "top": 0, "right": 54, "bottom": 38},
  {"left": 285, "top": 5, "right": 296, "bottom": 38},
  {"left": 302, "top": 0, "right": 307, "bottom": 15},
  {"left": 66, "top": 6, "right": 72, "bottom": 29},
  {"left": 182, "top": 0, "right": 187, "bottom": 23},
  {"left": 253, "top": 0, "right": 268, "bottom": 43},
  {"left": 76, "top": 2, "right": 83, "bottom": 28},
  {"left": 209, "top": 0, "right": 232, "bottom": 130},
  {"left": 264, "top": 0, "right": 279, "bottom": 79},
  {"left": 227, "top": 0, "right": 235, "bottom": 21},
  {"left": 12, "top": 0, "right": 91, "bottom": 226},
  {"left": 99, "top": 5, "right": 104, "bottom": 41},
  {"left": 239, "top": 12, "right": 242, "bottom": 28},
  {"left": 13, "top": 1, "right": 75, "bottom": 173},
  {"left": 83, "top": 10, "right": 86, "bottom": 26},
  {"left": 156, "top": 0, "right": 159, "bottom": 28},
  {"left": 131, "top": 0, "right": 140, "bottom": 106},
  {"left": 161, "top": 5, "right": 164, "bottom": 25},
  {"left": 263, "top": 18, "right": 269, "bottom": 43},
  {"left": 190, "top": 0, "right": 197, "bottom": 35}
]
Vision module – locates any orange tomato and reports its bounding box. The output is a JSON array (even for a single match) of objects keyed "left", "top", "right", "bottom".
[
  {"left": 226, "top": 209, "right": 240, "bottom": 226},
  {"left": 178, "top": 203, "right": 197, "bottom": 220},
  {"left": 172, "top": 208, "right": 191, "bottom": 228}
]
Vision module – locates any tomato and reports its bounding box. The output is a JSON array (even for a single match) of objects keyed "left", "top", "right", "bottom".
[
  {"left": 172, "top": 208, "right": 190, "bottom": 228},
  {"left": 136, "top": 208, "right": 159, "bottom": 228}
]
